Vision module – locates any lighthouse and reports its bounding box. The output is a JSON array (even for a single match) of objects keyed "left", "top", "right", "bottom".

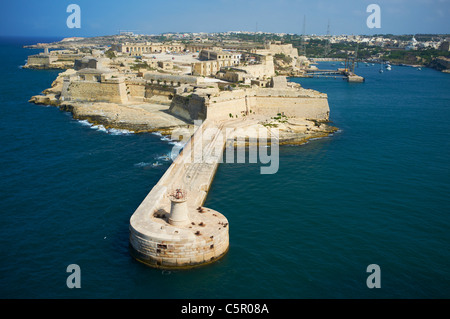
[{"left": 168, "top": 188, "right": 190, "bottom": 227}]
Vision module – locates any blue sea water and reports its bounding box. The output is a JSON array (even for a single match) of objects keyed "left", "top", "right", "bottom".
[{"left": 0, "top": 38, "right": 449, "bottom": 299}]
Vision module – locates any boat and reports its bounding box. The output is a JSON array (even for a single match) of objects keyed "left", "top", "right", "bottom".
[
  {"left": 417, "top": 67, "right": 422, "bottom": 71},
  {"left": 386, "top": 65, "right": 392, "bottom": 71}
]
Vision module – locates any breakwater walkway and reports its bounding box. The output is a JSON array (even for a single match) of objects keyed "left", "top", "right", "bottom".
[{"left": 129, "top": 120, "right": 230, "bottom": 268}]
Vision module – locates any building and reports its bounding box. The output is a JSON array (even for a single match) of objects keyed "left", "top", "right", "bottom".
[
  {"left": 26, "top": 53, "right": 57, "bottom": 67},
  {"left": 192, "top": 49, "right": 241, "bottom": 76},
  {"left": 113, "top": 42, "right": 185, "bottom": 54},
  {"left": 199, "top": 49, "right": 240, "bottom": 63},
  {"left": 192, "top": 60, "right": 232, "bottom": 76},
  {"left": 405, "top": 36, "right": 418, "bottom": 50},
  {"left": 74, "top": 57, "right": 107, "bottom": 70}
]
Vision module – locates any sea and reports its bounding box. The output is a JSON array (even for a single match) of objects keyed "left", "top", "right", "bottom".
[{"left": 0, "top": 37, "right": 449, "bottom": 299}]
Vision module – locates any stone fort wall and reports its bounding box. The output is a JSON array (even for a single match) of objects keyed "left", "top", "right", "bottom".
[
  {"left": 65, "top": 79, "right": 128, "bottom": 104},
  {"left": 169, "top": 88, "right": 330, "bottom": 122}
]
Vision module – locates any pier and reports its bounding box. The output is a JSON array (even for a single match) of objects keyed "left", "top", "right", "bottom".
[
  {"left": 129, "top": 120, "right": 230, "bottom": 268},
  {"left": 306, "top": 56, "right": 365, "bottom": 82},
  {"left": 305, "top": 68, "right": 347, "bottom": 78},
  {"left": 305, "top": 68, "right": 365, "bottom": 82}
]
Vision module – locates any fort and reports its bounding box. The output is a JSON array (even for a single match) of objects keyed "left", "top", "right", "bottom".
[{"left": 26, "top": 37, "right": 337, "bottom": 268}]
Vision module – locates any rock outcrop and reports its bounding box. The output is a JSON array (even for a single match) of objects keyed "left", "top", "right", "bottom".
[{"left": 428, "top": 56, "right": 450, "bottom": 73}]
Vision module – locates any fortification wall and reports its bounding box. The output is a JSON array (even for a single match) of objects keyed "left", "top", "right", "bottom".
[
  {"left": 237, "top": 59, "right": 275, "bottom": 79},
  {"left": 257, "top": 44, "right": 299, "bottom": 58},
  {"left": 27, "top": 55, "right": 56, "bottom": 66},
  {"left": 169, "top": 87, "right": 329, "bottom": 122},
  {"left": 207, "top": 95, "right": 248, "bottom": 120},
  {"left": 145, "top": 85, "right": 175, "bottom": 104},
  {"left": 67, "top": 80, "right": 128, "bottom": 104},
  {"left": 144, "top": 73, "right": 204, "bottom": 86},
  {"left": 207, "top": 88, "right": 329, "bottom": 121},
  {"left": 127, "top": 80, "right": 146, "bottom": 102},
  {"left": 251, "top": 96, "right": 329, "bottom": 120},
  {"left": 169, "top": 95, "right": 207, "bottom": 122}
]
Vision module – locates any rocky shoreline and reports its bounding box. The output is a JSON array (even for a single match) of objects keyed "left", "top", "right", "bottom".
[
  {"left": 30, "top": 90, "right": 338, "bottom": 146},
  {"left": 31, "top": 96, "right": 338, "bottom": 145},
  {"left": 27, "top": 51, "right": 338, "bottom": 146}
]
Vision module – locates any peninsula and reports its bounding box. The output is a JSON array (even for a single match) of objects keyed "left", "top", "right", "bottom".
[{"left": 26, "top": 34, "right": 337, "bottom": 268}]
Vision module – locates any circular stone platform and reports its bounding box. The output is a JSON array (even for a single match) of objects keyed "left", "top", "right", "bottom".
[{"left": 129, "top": 205, "right": 229, "bottom": 269}]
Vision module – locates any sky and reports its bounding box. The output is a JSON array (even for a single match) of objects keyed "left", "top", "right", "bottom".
[{"left": 0, "top": 0, "right": 449, "bottom": 38}]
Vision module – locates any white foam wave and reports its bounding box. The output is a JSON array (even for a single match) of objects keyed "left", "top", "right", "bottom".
[
  {"left": 152, "top": 131, "right": 188, "bottom": 156},
  {"left": 168, "top": 140, "right": 184, "bottom": 146},
  {"left": 134, "top": 162, "right": 151, "bottom": 167},
  {"left": 134, "top": 161, "right": 164, "bottom": 168},
  {"left": 308, "top": 137, "right": 325, "bottom": 141},
  {"left": 91, "top": 124, "right": 108, "bottom": 133},
  {"left": 76, "top": 120, "right": 134, "bottom": 135},
  {"left": 156, "top": 154, "right": 171, "bottom": 162},
  {"left": 78, "top": 120, "right": 93, "bottom": 127},
  {"left": 109, "top": 128, "right": 134, "bottom": 135}
]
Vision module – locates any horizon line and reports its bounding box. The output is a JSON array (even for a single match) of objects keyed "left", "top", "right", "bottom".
[{"left": 1, "top": 32, "right": 449, "bottom": 39}]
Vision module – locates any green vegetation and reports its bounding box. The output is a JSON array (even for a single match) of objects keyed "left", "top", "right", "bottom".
[
  {"left": 79, "top": 48, "right": 91, "bottom": 54},
  {"left": 130, "top": 62, "right": 150, "bottom": 70},
  {"left": 384, "top": 48, "right": 450, "bottom": 65},
  {"left": 228, "top": 33, "right": 283, "bottom": 44},
  {"left": 262, "top": 122, "right": 279, "bottom": 128},
  {"left": 274, "top": 53, "right": 292, "bottom": 64},
  {"left": 271, "top": 113, "right": 288, "bottom": 123},
  {"left": 105, "top": 48, "right": 116, "bottom": 59}
]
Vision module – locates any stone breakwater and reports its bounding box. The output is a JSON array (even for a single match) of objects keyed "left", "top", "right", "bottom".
[
  {"left": 128, "top": 117, "right": 335, "bottom": 268},
  {"left": 129, "top": 120, "right": 230, "bottom": 268}
]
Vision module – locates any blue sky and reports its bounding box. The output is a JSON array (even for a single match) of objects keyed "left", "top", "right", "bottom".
[{"left": 0, "top": 0, "right": 449, "bottom": 37}]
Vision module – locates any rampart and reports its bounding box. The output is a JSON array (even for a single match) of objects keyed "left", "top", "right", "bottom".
[{"left": 169, "top": 87, "right": 330, "bottom": 122}]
